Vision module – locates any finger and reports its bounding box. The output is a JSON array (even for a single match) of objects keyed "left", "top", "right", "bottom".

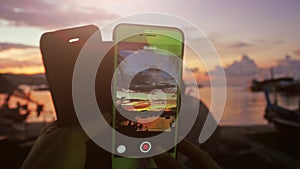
[
  {"left": 178, "top": 139, "right": 221, "bottom": 169},
  {"left": 102, "top": 111, "right": 112, "bottom": 125},
  {"left": 154, "top": 152, "right": 189, "bottom": 169}
]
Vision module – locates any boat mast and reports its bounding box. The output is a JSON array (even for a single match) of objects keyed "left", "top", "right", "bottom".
[
  {"left": 298, "top": 96, "right": 300, "bottom": 110},
  {"left": 270, "top": 68, "right": 274, "bottom": 80},
  {"left": 270, "top": 67, "right": 278, "bottom": 105}
]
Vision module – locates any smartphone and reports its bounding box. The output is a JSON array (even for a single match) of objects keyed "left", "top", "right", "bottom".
[
  {"left": 40, "top": 25, "right": 101, "bottom": 126},
  {"left": 112, "top": 24, "right": 184, "bottom": 168}
]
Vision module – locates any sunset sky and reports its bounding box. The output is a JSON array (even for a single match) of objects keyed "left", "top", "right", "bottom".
[{"left": 0, "top": 0, "right": 300, "bottom": 81}]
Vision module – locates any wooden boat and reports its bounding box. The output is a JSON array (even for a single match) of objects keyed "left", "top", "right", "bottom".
[
  {"left": 264, "top": 90, "right": 300, "bottom": 136},
  {"left": 250, "top": 68, "right": 300, "bottom": 93},
  {"left": 251, "top": 77, "right": 295, "bottom": 92},
  {"left": 276, "top": 80, "right": 300, "bottom": 94}
]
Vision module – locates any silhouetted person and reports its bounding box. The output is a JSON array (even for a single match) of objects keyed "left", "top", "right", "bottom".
[
  {"left": 22, "top": 103, "right": 28, "bottom": 111},
  {"left": 1, "top": 94, "right": 12, "bottom": 110},
  {"left": 36, "top": 104, "right": 44, "bottom": 117}
]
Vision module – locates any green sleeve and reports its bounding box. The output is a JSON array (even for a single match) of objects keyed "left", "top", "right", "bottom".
[{"left": 21, "top": 122, "right": 88, "bottom": 169}]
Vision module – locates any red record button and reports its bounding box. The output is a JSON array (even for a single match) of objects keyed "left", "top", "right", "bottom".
[
  {"left": 140, "top": 141, "right": 151, "bottom": 153},
  {"left": 143, "top": 144, "right": 149, "bottom": 150}
]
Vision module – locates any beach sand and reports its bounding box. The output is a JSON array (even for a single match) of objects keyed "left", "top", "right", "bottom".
[
  {"left": 193, "top": 125, "right": 300, "bottom": 169},
  {"left": 1, "top": 124, "right": 300, "bottom": 169}
]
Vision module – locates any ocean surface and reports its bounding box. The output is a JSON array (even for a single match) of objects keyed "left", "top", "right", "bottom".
[
  {"left": 199, "top": 86, "right": 299, "bottom": 125},
  {"left": 1, "top": 87, "right": 299, "bottom": 126}
]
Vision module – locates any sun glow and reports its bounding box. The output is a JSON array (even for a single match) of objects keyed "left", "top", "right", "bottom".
[{"left": 0, "top": 48, "right": 44, "bottom": 75}]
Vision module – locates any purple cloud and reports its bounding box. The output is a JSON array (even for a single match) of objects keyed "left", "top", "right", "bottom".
[
  {"left": 228, "top": 41, "right": 253, "bottom": 48},
  {"left": 294, "top": 49, "right": 300, "bottom": 57},
  {"left": 208, "top": 55, "right": 300, "bottom": 86},
  {"left": 274, "top": 55, "right": 300, "bottom": 79},
  {"left": 0, "top": 0, "right": 118, "bottom": 28},
  {"left": 209, "top": 55, "right": 257, "bottom": 77},
  {"left": 206, "top": 55, "right": 259, "bottom": 86},
  {"left": 0, "top": 42, "right": 37, "bottom": 51},
  {"left": 254, "top": 39, "right": 284, "bottom": 46},
  {"left": 189, "top": 67, "right": 200, "bottom": 73},
  {"left": 0, "top": 58, "right": 42, "bottom": 69}
]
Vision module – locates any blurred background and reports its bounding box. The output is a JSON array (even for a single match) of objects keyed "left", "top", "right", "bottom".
[{"left": 1, "top": 0, "right": 300, "bottom": 169}]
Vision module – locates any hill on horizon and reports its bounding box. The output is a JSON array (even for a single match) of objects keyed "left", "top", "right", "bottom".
[{"left": 0, "top": 73, "right": 47, "bottom": 90}]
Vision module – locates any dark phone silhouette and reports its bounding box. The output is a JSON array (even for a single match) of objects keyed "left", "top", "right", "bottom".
[{"left": 40, "top": 25, "right": 101, "bottom": 126}]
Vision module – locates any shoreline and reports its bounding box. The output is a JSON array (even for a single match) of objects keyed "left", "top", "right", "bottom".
[
  {"left": 1, "top": 124, "right": 299, "bottom": 169},
  {"left": 198, "top": 125, "right": 300, "bottom": 169}
]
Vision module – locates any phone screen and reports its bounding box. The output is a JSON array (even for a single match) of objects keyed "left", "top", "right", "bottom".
[
  {"left": 115, "top": 35, "right": 181, "bottom": 136},
  {"left": 112, "top": 24, "right": 183, "bottom": 168}
]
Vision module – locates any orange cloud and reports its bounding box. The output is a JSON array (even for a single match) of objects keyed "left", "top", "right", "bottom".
[
  {"left": 0, "top": 66, "right": 45, "bottom": 74},
  {"left": 0, "top": 46, "right": 43, "bottom": 74}
]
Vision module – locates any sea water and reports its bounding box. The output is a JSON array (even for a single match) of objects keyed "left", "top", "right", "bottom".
[{"left": 1, "top": 87, "right": 299, "bottom": 126}]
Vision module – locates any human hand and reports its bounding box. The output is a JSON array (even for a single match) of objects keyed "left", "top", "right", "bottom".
[
  {"left": 21, "top": 111, "right": 112, "bottom": 169},
  {"left": 21, "top": 121, "right": 89, "bottom": 169}
]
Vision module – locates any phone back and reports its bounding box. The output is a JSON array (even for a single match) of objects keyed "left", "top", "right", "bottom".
[{"left": 40, "top": 25, "right": 100, "bottom": 126}]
